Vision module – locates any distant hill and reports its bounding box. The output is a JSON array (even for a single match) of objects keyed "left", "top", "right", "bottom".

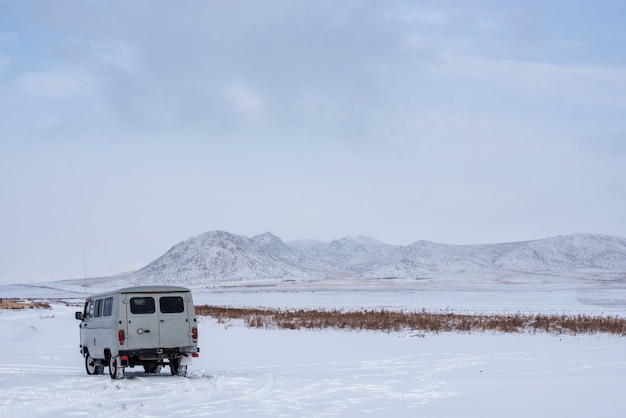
[{"left": 126, "top": 231, "right": 626, "bottom": 285}]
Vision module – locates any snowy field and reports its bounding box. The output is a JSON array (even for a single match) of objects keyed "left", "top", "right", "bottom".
[{"left": 1, "top": 276, "right": 625, "bottom": 417}]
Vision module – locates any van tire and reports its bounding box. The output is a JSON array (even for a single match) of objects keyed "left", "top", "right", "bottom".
[
  {"left": 109, "top": 355, "right": 124, "bottom": 380},
  {"left": 170, "top": 358, "right": 187, "bottom": 377},
  {"left": 85, "top": 353, "right": 104, "bottom": 375}
]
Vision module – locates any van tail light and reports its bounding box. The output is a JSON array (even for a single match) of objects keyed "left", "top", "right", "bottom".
[
  {"left": 118, "top": 329, "right": 125, "bottom": 346},
  {"left": 192, "top": 327, "right": 198, "bottom": 341},
  {"left": 192, "top": 353, "right": 199, "bottom": 358}
]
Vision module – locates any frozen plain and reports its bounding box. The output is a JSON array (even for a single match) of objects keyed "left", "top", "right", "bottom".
[{"left": 1, "top": 275, "right": 625, "bottom": 418}]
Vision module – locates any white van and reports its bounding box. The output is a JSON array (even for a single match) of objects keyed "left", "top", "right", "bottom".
[{"left": 75, "top": 286, "right": 199, "bottom": 379}]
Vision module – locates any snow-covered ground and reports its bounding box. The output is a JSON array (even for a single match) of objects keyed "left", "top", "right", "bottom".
[
  {"left": 1, "top": 278, "right": 625, "bottom": 417},
  {"left": 6, "top": 269, "right": 626, "bottom": 314}
]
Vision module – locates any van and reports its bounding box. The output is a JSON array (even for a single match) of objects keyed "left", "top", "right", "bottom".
[{"left": 75, "top": 286, "right": 199, "bottom": 379}]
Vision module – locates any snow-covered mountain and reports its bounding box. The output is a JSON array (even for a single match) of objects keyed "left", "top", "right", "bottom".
[
  {"left": 126, "top": 231, "right": 626, "bottom": 285},
  {"left": 289, "top": 235, "right": 398, "bottom": 267},
  {"left": 128, "top": 231, "right": 311, "bottom": 285},
  {"left": 360, "top": 234, "right": 626, "bottom": 279}
]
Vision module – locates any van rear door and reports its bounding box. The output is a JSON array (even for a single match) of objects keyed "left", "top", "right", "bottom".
[
  {"left": 125, "top": 294, "right": 160, "bottom": 349},
  {"left": 158, "top": 293, "right": 192, "bottom": 348}
]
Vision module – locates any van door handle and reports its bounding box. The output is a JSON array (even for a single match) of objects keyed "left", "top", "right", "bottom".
[{"left": 160, "top": 320, "right": 165, "bottom": 322}]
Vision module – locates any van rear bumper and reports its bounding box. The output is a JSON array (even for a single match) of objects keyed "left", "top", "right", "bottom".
[{"left": 119, "top": 346, "right": 199, "bottom": 361}]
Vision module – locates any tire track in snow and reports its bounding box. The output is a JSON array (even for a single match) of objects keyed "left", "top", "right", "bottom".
[
  {"left": 0, "top": 364, "right": 83, "bottom": 376},
  {"left": 0, "top": 354, "right": 469, "bottom": 417}
]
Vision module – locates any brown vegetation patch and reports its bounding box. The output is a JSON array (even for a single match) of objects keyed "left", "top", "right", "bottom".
[
  {"left": 0, "top": 298, "right": 51, "bottom": 310},
  {"left": 195, "top": 305, "right": 626, "bottom": 336}
]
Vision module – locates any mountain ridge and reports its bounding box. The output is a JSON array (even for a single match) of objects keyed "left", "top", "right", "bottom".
[{"left": 126, "top": 231, "right": 626, "bottom": 285}]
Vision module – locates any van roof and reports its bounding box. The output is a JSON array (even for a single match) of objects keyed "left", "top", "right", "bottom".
[
  {"left": 88, "top": 285, "right": 191, "bottom": 298},
  {"left": 117, "top": 285, "right": 191, "bottom": 294}
]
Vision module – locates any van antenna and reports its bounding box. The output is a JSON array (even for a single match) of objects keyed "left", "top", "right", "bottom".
[{"left": 82, "top": 237, "right": 87, "bottom": 279}]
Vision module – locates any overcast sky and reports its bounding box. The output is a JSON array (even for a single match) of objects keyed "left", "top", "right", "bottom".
[{"left": 2, "top": 0, "right": 626, "bottom": 283}]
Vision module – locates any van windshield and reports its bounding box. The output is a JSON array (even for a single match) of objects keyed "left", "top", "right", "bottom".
[{"left": 130, "top": 297, "right": 156, "bottom": 314}]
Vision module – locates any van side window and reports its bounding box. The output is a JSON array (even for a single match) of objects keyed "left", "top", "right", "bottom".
[
  {"left": 94, "top": 299, "right": 103, "bottom": 317},
  {"left": 130, "top": 297, "right": 155, "bottom": 314},
  {"left": 160, "top": 296, "right": 184, "bottom": 313},
  {"left": 103, "top": 297, "right": 113, "bottom": 316}
]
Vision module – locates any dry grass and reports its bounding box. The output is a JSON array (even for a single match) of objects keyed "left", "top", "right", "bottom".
[
  {"left": 195, "top": 305, "right": 626, "bottom": 336},
  {"left": 0, "top": 298, "right": 51, "bottom": 310}
]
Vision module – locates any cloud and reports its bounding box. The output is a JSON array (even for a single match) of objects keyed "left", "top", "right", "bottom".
[
  {"left": 222, "top": 80, "right": 265, "bottom": 117},
  {"left": 548, "top": 39, "right": 586, "bottom": 49},
  {"left": 385, "top": 5, "right": 450, "bottom": 26},
  {"left": 437, "top": 53, "right": 626, "bottom": 110},
  {"left": 0, "top": 33, "right": 17, "bottom": 70},
  {"left": 0, "top": 32, "right": 18, "bottom": 47},
  {"left": 0, "top": 55, "right": 11, "bottom": 70},
  {"left": 475, "top": 19, "right": 499, "bottom": 31},
  {"left": 88, "top": 40, "right": 138, "bottom": 73},
  {"left": 413, "top": 11, "right": 449, "bottom": 25},
  {"left": 14, "top": 70, "right": 96, "bottom": 100}
]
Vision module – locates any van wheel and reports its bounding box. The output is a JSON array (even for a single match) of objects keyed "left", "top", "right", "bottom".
[
  {"left": 170, "top": 358, "right": 187, "bottom": 377},
  {"left": 143, "top": 361, "right": 162, "bottom": 374},
  {"left": 85, "top": 353, "right": 104, "bottom": 375},
  {"left": 109, "top": 355, "right": 124, "bottom": 380}
]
